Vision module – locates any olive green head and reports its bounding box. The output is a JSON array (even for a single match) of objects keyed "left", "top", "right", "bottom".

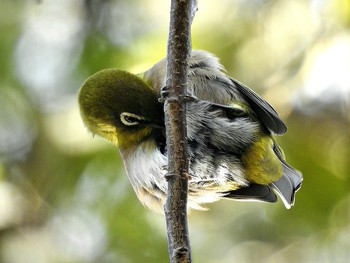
[{"left": 78, "top": 69, "right": 163, "bottom": 148}]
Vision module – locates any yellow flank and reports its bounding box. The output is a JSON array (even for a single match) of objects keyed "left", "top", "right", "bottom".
[{"left": 242, "top": 136, "right": 283, "bottom": 185}]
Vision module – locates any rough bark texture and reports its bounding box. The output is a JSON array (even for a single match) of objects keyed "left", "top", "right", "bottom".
[{"left": 163, "top": 0, "right": 197, "bottom": 262}]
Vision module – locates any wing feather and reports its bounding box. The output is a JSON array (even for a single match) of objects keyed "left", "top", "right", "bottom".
[{"left": 230, "top": 78, "right": 287, "bottom": 135}]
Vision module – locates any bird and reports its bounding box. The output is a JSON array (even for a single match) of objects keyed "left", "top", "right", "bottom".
[{"left": 78, "top": 50, "right": 302, "bottom": 212}]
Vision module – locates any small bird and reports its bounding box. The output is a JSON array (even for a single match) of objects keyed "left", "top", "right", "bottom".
[{"left": 78, "top": 50, "right": 302, "bottom": 212}]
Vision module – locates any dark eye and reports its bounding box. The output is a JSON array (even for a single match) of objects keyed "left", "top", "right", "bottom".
[{"left": 120, "top": 112, "right": 145, "bottom": 126}]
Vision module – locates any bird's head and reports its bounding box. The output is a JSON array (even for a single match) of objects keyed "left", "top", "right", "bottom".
[{"left": 78, "top": 69, "right": 164, "bottom": 149}]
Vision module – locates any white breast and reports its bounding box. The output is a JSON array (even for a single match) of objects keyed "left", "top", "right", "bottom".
[{"left": 119, "top": 138, "right": 242, "bottom": 212}]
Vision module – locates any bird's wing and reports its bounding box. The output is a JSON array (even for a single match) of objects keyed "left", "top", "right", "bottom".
[
  {"left": 206, "top": 102, "right": 248, "bottom": 118},
  {"left": 230, "top": 78, "right": 287, "bottom": 135}
]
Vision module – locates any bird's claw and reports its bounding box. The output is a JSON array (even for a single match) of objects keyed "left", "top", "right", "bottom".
[
  {"left": 180, "top": 94, "right": 198, "bottom": 102},
  {"left": 158, "top": 86, "right": 168, "bottom": 103},
  {"left": 159, "top": 86, "right": 198, "bottom": 103}
]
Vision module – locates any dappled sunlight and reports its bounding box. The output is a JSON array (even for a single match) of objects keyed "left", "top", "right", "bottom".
[
  {"left": 296, "top": 34, "right": 350, "bottom": 117},
  {"left": 43, "top": 102, "right": 108, "bottom": 154},
  {"left": 14, "top": 0, "right": 87, "bottom": 112},
  {"left": 0, "top": 182, "right": 24, "bottom": 229},
  {"left": 0, "top": 88, "right": 37, "bottom": 160}
]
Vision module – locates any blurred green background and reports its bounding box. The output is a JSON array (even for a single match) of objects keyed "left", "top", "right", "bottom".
[{"left": 1, "top": 0, "right": 350, "bottom": 262}]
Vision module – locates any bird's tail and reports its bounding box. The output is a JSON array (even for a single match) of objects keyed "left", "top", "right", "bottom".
[
  {"left": 224, "top": 144, "right": 302, "bottom": 209},
  {"left": 269, "top": 146, "right": 303, "bottom": 209}
]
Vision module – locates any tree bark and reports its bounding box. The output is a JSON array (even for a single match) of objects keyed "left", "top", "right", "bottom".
[{"left": 163, "top": 0, "right": 197, "bottom": 262}]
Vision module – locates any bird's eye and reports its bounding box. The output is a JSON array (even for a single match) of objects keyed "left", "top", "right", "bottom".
[{"left": 120, "top": 112, "right": 145, "bottom": 126}]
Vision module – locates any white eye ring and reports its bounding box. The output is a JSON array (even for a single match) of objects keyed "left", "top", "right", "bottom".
[{"left": 120, "top": 112, "right": 145, "bottom": 126}]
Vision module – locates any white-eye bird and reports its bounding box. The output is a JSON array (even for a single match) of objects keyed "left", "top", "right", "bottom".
[{"left": 78, "top": 50, "right": 302, "bottom": 212}]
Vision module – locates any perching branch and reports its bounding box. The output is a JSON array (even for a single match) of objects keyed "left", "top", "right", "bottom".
[{"left": 163, "top": 0, "right": 197, "bottom": 262}]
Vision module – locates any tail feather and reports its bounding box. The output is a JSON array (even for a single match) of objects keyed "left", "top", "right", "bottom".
[
  {"left": 225, "top": 184, "right": 277, "bottom": 203},
  {"left": 270, "top": 173, "right": 294, "bottom": 209},
  {"left": 224, "top": 146, "right": 302, "bottom": 208},
  {"left": 224, "top": 160, "right": 302, "bottom": 208},
  {"left": 280, "top": 158, "right": 303, "bottom": 190},
  {"left": 270, "top": 147, "right": 303, "bottom": 209}
]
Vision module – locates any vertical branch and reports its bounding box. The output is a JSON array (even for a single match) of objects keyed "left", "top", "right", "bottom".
[{"left": 163, "top": 0, "right": 197, "bottom": 262}]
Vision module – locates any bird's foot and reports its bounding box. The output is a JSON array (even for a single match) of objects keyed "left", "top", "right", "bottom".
[{"left": 159, "top": 86, "right": 198, "bottom": 103}]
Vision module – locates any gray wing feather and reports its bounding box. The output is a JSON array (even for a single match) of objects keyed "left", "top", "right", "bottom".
[{"left": 230, "top": 77, "right": 287, "bottom": 135}]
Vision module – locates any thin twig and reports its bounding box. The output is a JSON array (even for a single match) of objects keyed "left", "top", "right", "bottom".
[{"left": 163, "top": 0, "right": 197, "bottom": 262}]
